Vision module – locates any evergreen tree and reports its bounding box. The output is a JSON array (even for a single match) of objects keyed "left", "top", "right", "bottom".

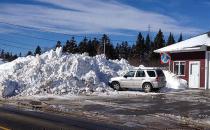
[
  {"left": 78, "top": 37, "right": 88, "bottom": 54},
  {"left": 115, "top": 43, "right": 120, "bottom": 59},
  {"left": 167, "top": 32, "right": 175, "bottom": 46},
  {"left": 91, "top": 38, "right": 99, "bottom": 56},
  {"left": 55, "top": 41, "right": 62, "bottom": 48},
  {"left": 87, "top": 39, "right": 94, "bottom": 56},
  {"left": 27, "top": 51, "right": 33, "bottom": 56},
  {"left": 64, "top": 37, "right": 78, "bottom": 54},
  {"left": 5, "top": 52, "right": 10, "bottom": 60},
  {"left": 145, "top": 34, "right": 151, "bottom": 53},
  {"left": 135, "top": 32, "right": 145, "bottom": 58},
  {"left": 19, "top": 52, "right": 22, "bottom": 57},
  {"left": 1, "top": 50, "right": 4, "bottom": 59},
  {"left": 34, "top": 46, "right": 42, "bottom": 55},
  {"left": 154, "top": 29, "right": 165, "bottom": 49},
  {"left": 178, "top": 33, "right": 183, "bottom": 42},
  {"left": 119, "top": 41, "right": 130, "bottom": 60},
  {"left": 13, "top": 54, "right": 18, "bottom": 60}
]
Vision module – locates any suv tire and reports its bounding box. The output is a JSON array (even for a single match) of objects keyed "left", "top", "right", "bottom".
[
  {"left": 143, "top": 83, "right": 152, "bottom": 93},
  {"left": 112, "top": 82, "right": 121, "bottom": 91}
]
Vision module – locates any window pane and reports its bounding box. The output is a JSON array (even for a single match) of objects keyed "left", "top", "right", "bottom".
[
  {"left": 136, "top": 71, "right": 145, "bottom": 77},
  {"left": 180, "top": 63, "right": 185, "bottom": 75},
  {"left": 147, "top": 71, "right": 156, "bottom": 77},
  {"left": 174, "top": 63, "right": 179, "bottom": 75},
  {"left": 125, "top": 71, "right": 135, "bottom": 77}
]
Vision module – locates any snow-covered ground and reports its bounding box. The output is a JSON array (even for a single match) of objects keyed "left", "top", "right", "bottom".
[{"left": 0, "top": 48, "right": 187, "bottom": 98}]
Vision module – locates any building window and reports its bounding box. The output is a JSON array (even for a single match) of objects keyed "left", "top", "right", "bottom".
[{"left": 174, "top": 61, "right": 185, "bottom": 76}]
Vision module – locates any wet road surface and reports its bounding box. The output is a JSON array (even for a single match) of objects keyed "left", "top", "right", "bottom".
[
  {"left": 1, "top": 90, "right": 210, "bottom": 130},
  {"left": 0, "top": 104, "right": 127, "bottom": 130}
]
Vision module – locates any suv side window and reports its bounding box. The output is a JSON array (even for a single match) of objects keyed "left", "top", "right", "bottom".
[
  {"left": 147, "top": 71, "right": 156, "bottom": 77},
  {"left": 136, "top": 71, "right": 145, "bottom": 77},
  {"left": 124, "top": 71, "right": 135, "bottom": 77}
]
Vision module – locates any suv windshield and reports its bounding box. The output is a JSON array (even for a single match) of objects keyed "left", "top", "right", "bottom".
[
  {"left": 156, "top": 69, "right": 165, "bottom": 77},
  {"left": 124, "top": 71, "right": 135, "bottom": 77}
]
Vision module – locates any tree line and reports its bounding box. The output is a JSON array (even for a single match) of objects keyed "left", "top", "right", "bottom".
[
  {"left": 1, "top": 29, "right": 183, "bottom": 66},
  {"left": 54, "top": 29, "right": 182, "bottom": 66}
]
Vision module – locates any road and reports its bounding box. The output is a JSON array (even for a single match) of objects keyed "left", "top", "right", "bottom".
[
  {"left": 1, "top": 90, "right": 210, "bottom": 130},
  {"left": 0, "top": 104, "right": 126, "bottom": 130}
]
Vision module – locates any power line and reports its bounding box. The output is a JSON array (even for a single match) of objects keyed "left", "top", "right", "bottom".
[
  {"left": 8, "top": 32, "right": 60, "bottom": 42},
  {"left": 0, "top": 21, "right": 91, "bottom": 38},
  {"left": 0, "top": 38, "right": 36, "bottom": 48},
  {"left": 0, "top": 43, "right": 33, "bottom": 50}
]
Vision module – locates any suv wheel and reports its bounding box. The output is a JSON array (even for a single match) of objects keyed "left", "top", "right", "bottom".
[
  {"left": 112, "top": 82, "right": 121, "bottom": 91},
  {"left": 143, "top": 83, "right": 152, "bottom": 93}
]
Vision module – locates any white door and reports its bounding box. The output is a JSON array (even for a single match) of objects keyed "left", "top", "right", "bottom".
[
  {"left": 132, "top": 70, "right": 145, "bottom": 88},
  {"left": 189, "top": 61, "right": 200, "bottom": 88}
]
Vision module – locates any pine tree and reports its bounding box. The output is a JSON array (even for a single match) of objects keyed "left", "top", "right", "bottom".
[
  {"left": 178, "top": 33, "right": 183, "bottom": 42},
  {"left": 55, "top": 41, "right": 62, "bottom": 48},
  {"left": 27, "top": 51, "right": 33, "bottom": 56},
  {"left": 145, "top": 34, "right": 151, "bottom": 53},
  {"left": 13, "top": 54, "right": 18, "bottom": 60},
  {"left": 34, "top": 46, "right": 42, "bottom": 55},
  {"left": 78, "top": 37, "right": 88, "bottom": 54},
  {"left": 115, "top": 43, "right": 120, "bottom": 59},
  {"left": 87, "top": 40, "right": 93, "bottom": 56},
  {"left": 119, "top": 41, "right": 130, "bottom": 60},
  {"left": 154, "top": 29, "right": 165, "bottom": 49},
  {"left": 19, "top": 52, "right": 22, "bottom": 57},
  {"left": 91, "top": 38, "right": 99, "bottom": 56},
  {"left": 1, "top": 50, "right": 4, "bottom": 59},
  {"left": 64, "top": 37, "right": 78, "bottom": 54},
  {"left": 167, "top": 32, "right": 175, "bottom": 46},
  {"left": 135, "top": 32, "right": 145, "bottom": 57}
]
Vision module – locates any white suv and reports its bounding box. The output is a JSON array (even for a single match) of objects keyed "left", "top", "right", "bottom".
[{"left": 109, "top": 68, "right": 166, "bottom": 92}]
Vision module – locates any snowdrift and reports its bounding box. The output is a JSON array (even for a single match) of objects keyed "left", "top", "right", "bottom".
[
  {"left": 0, "top": 48, "right": 187, "bottom": 98},
  {"left": 0, "top": 48, "right": 132, "bottom": 98},
  {"left": 160, "top": 70, "right": 187, "bottom": 92}
]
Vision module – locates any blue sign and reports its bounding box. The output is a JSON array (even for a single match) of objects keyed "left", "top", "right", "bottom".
[{"left": 161, "top": 53, "right": 171, "bottom": 64}]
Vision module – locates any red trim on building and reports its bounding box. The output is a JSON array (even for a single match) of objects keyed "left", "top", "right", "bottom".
[{"left": 170, "top": 51, "right": 205, "bottom": 88}]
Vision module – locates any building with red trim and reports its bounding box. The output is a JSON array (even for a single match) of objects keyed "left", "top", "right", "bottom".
[{"left": 155, "top": 32, "right": 210, "bottom": 89}]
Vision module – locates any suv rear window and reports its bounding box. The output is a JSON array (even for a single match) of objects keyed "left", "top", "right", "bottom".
[
  {"left": 147, "top": 71, "right": 156, "bottom": 77},
  {"left": 156, "top": 69, "right": 165, "bottom": 77}
]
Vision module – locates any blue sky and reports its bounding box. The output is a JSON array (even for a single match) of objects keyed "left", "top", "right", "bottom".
[{"left": 0, "top": 0, "right": 209, "bottom": 55}]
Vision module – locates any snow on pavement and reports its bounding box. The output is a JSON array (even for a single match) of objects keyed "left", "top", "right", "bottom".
[{"left": 0, "top": 47, "right": 187, "bottom": 98}]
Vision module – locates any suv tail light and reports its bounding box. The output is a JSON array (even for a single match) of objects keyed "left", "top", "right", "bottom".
[{"left": 156, "top": 77, "right": 160, "bottom": 82}]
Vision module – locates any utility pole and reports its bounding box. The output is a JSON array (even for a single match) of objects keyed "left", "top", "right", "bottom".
[{"left": 148, "top": 24, "right": 151, "bottom": 36}]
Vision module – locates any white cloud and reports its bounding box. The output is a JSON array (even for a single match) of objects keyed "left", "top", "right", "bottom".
[{"left": 0, "top": 0, "right": 203, "bottom": 35}]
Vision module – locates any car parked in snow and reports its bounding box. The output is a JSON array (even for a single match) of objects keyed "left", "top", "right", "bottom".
[{"left": 108, "top": 68, "right": 166, "bottom": 92}]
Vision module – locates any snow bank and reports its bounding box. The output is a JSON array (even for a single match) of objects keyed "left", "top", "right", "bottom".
[
  {"left": 0, "top": 48, "right": 187, "bottom": 98},
  {"left": 161, "top": 70, "right": 187, "bottom": 92},
  {"left": 0, "top": 47, "right": 132, "bottom": 98}
]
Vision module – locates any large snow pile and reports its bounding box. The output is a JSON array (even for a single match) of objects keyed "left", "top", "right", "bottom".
[
  {"left": 0, "top": 48, "right": 187, "bottom": 98},
  {"left": 0, "top": 48, "right": 132, "bottom": 98}
]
